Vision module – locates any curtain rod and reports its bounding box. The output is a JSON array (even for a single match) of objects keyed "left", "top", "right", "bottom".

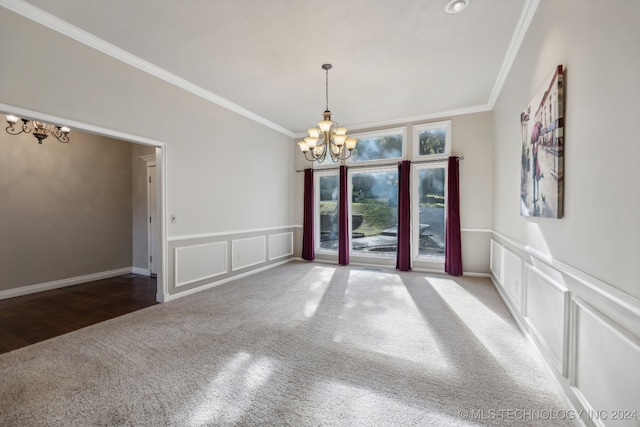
[{"left": 296, "top": 156, "right": 463, "bottom": 173}]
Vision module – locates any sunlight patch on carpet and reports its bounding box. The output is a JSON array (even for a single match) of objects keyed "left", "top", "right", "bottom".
[
  {"left": 333, "top": 270, "right": 451, "bottom": 371},
  {"left": 302, "top": 266, "right": 336, "bottom": 318},
  {"left": 180, "top": 351, "right": 276, "bottom": 425}
]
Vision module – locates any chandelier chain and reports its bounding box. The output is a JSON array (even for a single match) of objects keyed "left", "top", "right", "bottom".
[{"left": 325, "top": 67, "right": 329, "bottom": 112}]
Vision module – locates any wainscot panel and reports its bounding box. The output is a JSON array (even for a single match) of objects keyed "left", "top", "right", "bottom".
[
  {"left": 232, "top": 236, "right": 267, "bottom": 271},
  {"left": 490, "top": 233, "right": 640, "bottom": 427},
  {"left": 502, "top": 247, "right": 524, "bottom": 312},
  {"left": 269, "top": 232, "right": 294, "bottom": 261},
  {"left": 571, "top": 297, "right": 640, "bottom": 426},
  {"left": 490, "top": 239, "right": 503, "bottom": 283},
  {"left": 525, "top": 264, "right": 569, "bottom": 375},
  {"left": 175, "top": 242, "right": 227, "bottom": 288}
]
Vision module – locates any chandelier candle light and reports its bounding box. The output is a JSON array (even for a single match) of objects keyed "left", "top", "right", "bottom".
[
  {"left": 5, "top": 114, "right": 71, "bottom": 144},
  {"left": 298, "top": 64, "right": 356, "bottom": 163}
]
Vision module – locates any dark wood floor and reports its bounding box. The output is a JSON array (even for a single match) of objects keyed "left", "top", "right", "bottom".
[{"left": 0, "top": 274, "right": 158, "bottom": 354}]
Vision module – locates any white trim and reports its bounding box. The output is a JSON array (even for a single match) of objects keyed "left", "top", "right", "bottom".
[
  {"left": 492, "top": 230, "right": 640, "bottom": 318},
  {"left": 231, "top": 236, "right": 267, "bottom": 272},
  {"left": 412, "top": 121, "right": 451, "bottom": 160},
  {"left": 0, "top": 103, "right": 160, "bottom": 147},
  {"left": 460, "top": 228, "right": 492, "bottom": 233},
  {"left": 268, "top": 232, "right": 294, "bottom": 261},
  {"left": 132, "top": 267, "right": 151, "bottom": 276},
  {"left": 487, "top": 0, "right": 540, "bottom": 108},
  {"left": 140, "top": 154, "right": 156, "bottom": 166},
  {"left": 174, "top": 241, "right": 228, "bottom": 287},
  {"left": 168, "top": 225, "right": 300, "bottom": 242},
  {"left": 342, "top": 104, "right": 491, "bottom": 134},
  {"left": 524, "top": 263, "right": 571, "bottom": 376},
  {"left": 0, "top": 267, "right": 132, "bottom": 300},
  {"left": 0, "top": 0, "right": 295, "bottom": 138},
  {"left": 164, "top": 259, "right": 292, "bottom": 302}
]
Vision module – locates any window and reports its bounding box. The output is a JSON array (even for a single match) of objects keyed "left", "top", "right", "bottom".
[
  {"left": 315, "top": 171, "right": 339, "bottom": 252},
  {"left": 412, "top": 164, "right": 447, "bottom": 259},
  {"left": 311, "top": 121, "right": 451, "bottom": 263},
  {"left": 350, "top": 168, "right": 398, "bottom": 256},
  {"left": 348, "top": 128, "right": 405, "bottom": 164},
  {"left": 413, "top": 121, "right": 451, "bottom": 159}
]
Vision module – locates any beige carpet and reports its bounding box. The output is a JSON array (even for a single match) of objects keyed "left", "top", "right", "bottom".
[{"left": 0, "top": 262, "right": 572, "bottom": 426}]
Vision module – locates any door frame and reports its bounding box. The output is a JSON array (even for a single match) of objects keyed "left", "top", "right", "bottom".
[{"left": 140, "top": 155, "right": 158, "bottom": 276}]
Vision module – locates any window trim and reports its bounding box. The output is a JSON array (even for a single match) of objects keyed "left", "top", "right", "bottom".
[
  {"left": 314, "top": 169, "right": 339, "bottom": 253},
  {"left": 346, "top": 127, "right": 407, "bottom": 166},
  {"left": 412, "top": 120, "right": 451, "bottom": 160},
  {"left": 411, "top": 162, "right": 448, "bottom": 262}
]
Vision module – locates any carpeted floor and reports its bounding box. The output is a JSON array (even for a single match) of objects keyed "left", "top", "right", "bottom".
[{"left": 0, "top": 262, "right": 573, "bottom": 426}]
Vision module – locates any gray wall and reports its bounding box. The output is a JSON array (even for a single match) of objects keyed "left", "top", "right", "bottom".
[
  {"left": 490, "top": 0, "right": 640, "bottom": 417},
  {"left": 492, "top": 0, "right": 640, "bottom": 299},
  {"left": 0, "top": 130, "right": 134, "bottom": 291},
  {"left": 0, "top": 8, "right": 297, "bottom": 299}
]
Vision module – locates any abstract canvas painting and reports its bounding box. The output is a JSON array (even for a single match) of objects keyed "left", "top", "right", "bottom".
[{"left": 520, "top": 65, "right": 564, "bottom": 218}]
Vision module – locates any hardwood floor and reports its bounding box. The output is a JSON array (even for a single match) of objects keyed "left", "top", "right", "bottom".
[{"left": 0, "top": 274, "right": 158, "bottom": 354}]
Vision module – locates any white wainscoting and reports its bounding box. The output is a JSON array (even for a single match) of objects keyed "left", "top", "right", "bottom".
[
  {"left": 175, "top": 242, "right": 227, "bottom": 287},
  {"left": 525, "top": 264, "right": 569, "bottom": 375},
  {"left": 269, "top": 232, "right": 294, "bottom": 261},
  {"left": 502, "top": 248, "right": 524, "bottom": 312},
  {"left": 490, "top": 239, "right": 503, "bottom": 283},
  {"left": 232, "top": 236, "right": 266, "bottom": 271},
  {"left": 571, "top": 298, "right": 640, "bottom": 426},
  {"left": 490, "top": 235, "right": 640, "bottom": 426}
]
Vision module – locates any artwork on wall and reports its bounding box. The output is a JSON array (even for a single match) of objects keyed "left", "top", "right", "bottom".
[{"left": 520, "top": 64, "right": 564, "bottom": 218}]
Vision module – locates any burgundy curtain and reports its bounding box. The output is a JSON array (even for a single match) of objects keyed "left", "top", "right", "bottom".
[
  {"left": 445, "top": 156, "right": 463, "bottom": 275},
  {"left": 338, "top": 165, "right": 350, "bottom": 265},
  {"left": 396, "top": 160, "right": 411, "bottom": 271},
  {"left": 301, "top": 168, "right": 315, "bottom": 261}
]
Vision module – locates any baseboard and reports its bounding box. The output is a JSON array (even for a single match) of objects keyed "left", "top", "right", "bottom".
[
  {"left": 132, "top": 267, "right": 151, "bottom": 276},
  {"left": 162, "top": 258, "right": 295, "bottom": 302},
  {"left": 0, "top": 267, "right": 134, "bottom": 301}
]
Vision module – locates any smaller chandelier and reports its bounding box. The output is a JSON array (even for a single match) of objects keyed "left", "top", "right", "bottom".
[
  {"left": 5, "top": 114, "right": 71, "bottom": 144},
  {"left": 298, "top": 64, "right": 357, "bottom": 163}
]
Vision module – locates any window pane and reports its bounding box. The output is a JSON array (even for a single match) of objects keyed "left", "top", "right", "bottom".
[
  {"left": 417, "top": 168, "right": 445, "bottom": 257},
  {"left": 351, "top": 170, "right": 398, "bottom": 255},
  {"left": 351, "top": 133, "right": 403, "bottom": 162},
  {"left": 418, "top": 127, "right": 446, "bottom": 156},
  {"left": 319, "top": 175, "right": 339, "bottom": 250}
]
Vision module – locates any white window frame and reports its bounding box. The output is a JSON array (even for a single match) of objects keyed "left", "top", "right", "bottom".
[
  {"left": 412, "top": 121, "right": 451, "bottom": 160},
  {"left": 346, "top": 127, "right": 406, "bottom": 166},
  {"left": 314, "top": 169, "right": 339, "bottom": 253},
  {"left": 411, "top": 162, "right": 448, "bottom": 262},
  {"left": 349, "top": 165, "right": 399, "bottom": 259}
]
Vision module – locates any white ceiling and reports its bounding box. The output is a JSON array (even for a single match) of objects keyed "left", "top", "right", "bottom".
[{"left": 10, "top": 0, "right": 531, "bottom": 137}]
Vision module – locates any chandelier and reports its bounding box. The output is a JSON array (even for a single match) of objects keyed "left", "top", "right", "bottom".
[
  {"left": 297, "top": 64, "right": 356, "bottom": 163},
  {"left": 5, "top": 114, "right": 71, "bottom": 144}
]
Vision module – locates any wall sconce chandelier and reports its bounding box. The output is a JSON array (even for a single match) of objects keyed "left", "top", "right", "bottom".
[
  {"left": 297, "top": 64, "right": 356, "bottom": 163},
  {"left": 5, "top": 114, "right": 71, "bottom": 144}
]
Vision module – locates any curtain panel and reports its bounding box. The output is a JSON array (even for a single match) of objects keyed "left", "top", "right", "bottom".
[
  {"left": 396, "top": 160, "right": 411, "bottom": 271},
  {"left": 301, "top": 168, "right": 315, "bottom": 261},
  {"left": 338, "top": 165, "right": 350, "bottom": 265},
  {"left": 445, "top": 156, "right": 463, "bottom": 275}
]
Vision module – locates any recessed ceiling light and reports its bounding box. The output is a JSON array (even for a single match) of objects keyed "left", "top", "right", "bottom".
[{"left": 445, "top": 0, "right": 469, "bottom": 14}]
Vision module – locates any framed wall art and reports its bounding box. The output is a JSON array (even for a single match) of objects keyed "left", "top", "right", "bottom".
[{"left": 520, "top": 64, "right": 565, "bottom": 218}]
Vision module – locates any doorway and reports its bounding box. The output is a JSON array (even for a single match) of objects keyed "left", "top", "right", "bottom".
[{"left": 0, "top": 102, "right": 167, "bottom": 302}]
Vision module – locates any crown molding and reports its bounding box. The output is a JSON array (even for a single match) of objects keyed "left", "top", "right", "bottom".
[
  {"left": 487, "top": 0, "right": 540, "bottom": 108},
  {"left": 0, "top": 0, "right": 296, "bottom": 139},
  {"left": 2, "top": 0, "right": 538, "bottom": 139}
]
